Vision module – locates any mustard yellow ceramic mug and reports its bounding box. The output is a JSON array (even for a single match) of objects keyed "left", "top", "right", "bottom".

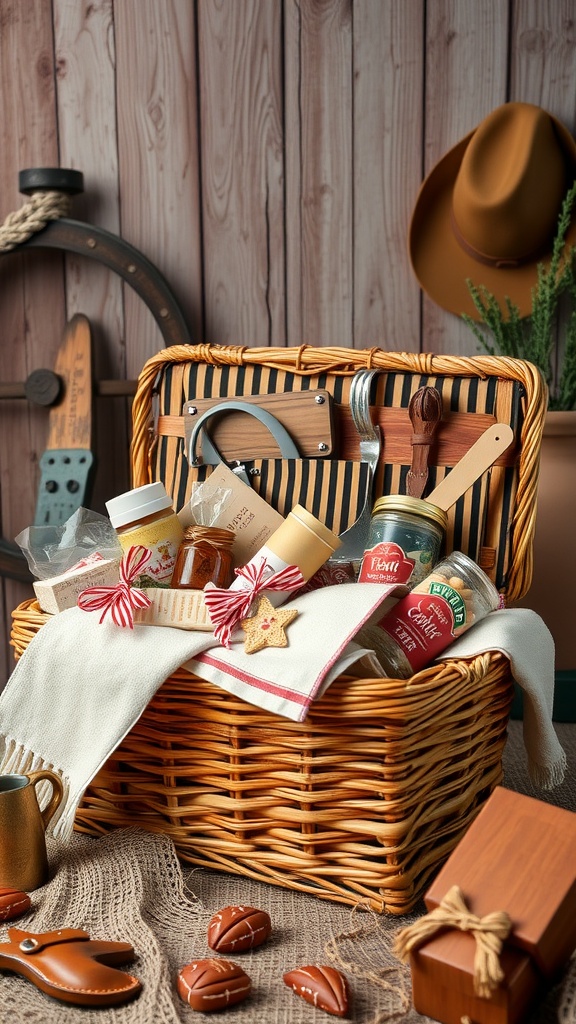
[{"left": 0, "top": 771, "right": 63, "bottom": 891}]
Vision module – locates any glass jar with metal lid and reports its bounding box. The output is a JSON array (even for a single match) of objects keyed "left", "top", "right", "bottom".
[
  {"left": 358, "top": 495, "right": 447, "bottom": 588},
  {"left": 106, "top": 481, "right": 184, "bottom": 586},
  {"left": 358, "top": 550, "right": 500, "bottom": 678}
]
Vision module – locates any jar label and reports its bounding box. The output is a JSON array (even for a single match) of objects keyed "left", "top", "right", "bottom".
[
  {"left": 359, "top": 541, "right": 415, "bottom": 584},
  {"left": 118, "top": 518, "right": 183, "bottom": 585},
  {"left": 377, "top": 582, "right": 468, "bottom": 672}
]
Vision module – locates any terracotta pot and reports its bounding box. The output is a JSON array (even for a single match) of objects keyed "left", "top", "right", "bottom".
[{"left": 513, "top": 410, "right": 576, "bottom": 670}]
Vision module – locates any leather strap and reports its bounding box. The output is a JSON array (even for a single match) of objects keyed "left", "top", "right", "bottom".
[{"left": 8, "top": 927, "right": 89, "bottom": 954}]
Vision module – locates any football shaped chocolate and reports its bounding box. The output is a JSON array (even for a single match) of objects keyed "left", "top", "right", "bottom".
[
  {"left": 207, "top": 904, "right": 272, "bottom": 953},
  {"left": 177, "top": 958, "right": 251, "bottom": 1012},
  {"left": 283, "top": 964, "right": 351, "bottom": 1017},
  {"left": 0, "top": 888, "right": 31, "bottom": 922}
]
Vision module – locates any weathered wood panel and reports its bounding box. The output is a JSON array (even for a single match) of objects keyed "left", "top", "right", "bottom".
[
  {"left": 352, "top": 0, "right": 424, "bottom": 349},
  {"left": 199, "top": 0, "right": 285, "bottom": 345},
  {"left": 510, "top": 0, "right": 576, "bottom": 387},
  {"left": 285, "top": 0, "right": 354, "bottom": 347},
  {"left": 115, "top": 0, "right": 202, "bottom": 374},
  {"left": 0, "top": 0, "right": 574, "bottom": 683},
  {"left": 420, "top": 0, "right": 510, "bottom": 356},
  {"left": 0, "top": 1, "right": 65, "bottom": 680},
  {"left": 54, "top": 0, "right": 129, "bottom": 513}
]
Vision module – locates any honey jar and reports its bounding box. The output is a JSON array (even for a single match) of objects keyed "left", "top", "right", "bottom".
[
  {"left": 359, "top": 495, "right": 447, "bottom": 588},
  {"left": 106, "top": 481, "right": 184, "bottom": 586},
  {"left": 171, "top": 526, "right": 235, "bottom": 589}
]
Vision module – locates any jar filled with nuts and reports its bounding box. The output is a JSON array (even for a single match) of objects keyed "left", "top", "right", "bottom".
[{"left": 358, "top": 550, "right": 500, "bottom": 678}]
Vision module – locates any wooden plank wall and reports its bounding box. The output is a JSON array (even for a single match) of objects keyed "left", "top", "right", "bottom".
[{"left": 0, "top": 0, "right": 574, "bottom": 683}]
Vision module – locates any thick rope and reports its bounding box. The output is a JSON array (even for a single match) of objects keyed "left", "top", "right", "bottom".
[
  {"left": 0, "top": 190, "right": 71, "bottom": 252},
  {"left": 393, "top": 885, "right": 512, "bottom": 999}
]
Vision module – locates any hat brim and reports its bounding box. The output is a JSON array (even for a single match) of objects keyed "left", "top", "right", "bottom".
[{"left": 409, "top": 119, "right": 576, "bottom": 320}]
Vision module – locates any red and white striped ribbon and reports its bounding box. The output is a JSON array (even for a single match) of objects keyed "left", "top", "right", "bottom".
[
  {"left": 203, "top": 557, "right": 305, "bottom": 648},
  {"left": 77, "top": 545, "right": 153, "bottom": 628}
]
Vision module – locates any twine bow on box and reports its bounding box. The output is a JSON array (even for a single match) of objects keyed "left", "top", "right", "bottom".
[
  {"left": 393, "top": 885, "right": 512, "bottom": 999},
  {"left": 77, "top": 545, "right": 153, "bottom": 628},
  {"left": 203, "top": 557, "right": 305, "bottom": 647}
]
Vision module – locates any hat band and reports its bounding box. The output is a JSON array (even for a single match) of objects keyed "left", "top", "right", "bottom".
[{"left": 450, "top": 207, "right": 549, "bottom": 270}]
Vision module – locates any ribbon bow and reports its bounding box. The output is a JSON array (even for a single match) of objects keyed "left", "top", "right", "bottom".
[
  {"left": 203, "top": 557, "right": 305, "bottom": 648},
  {"left": 393, "top": 885, "right": 512, "bottom": 999},
  {"left": 77, "top": 545, "right": 153, "bottom": 628}
]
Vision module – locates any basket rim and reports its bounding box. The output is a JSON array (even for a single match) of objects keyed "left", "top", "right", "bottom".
[{"left": 130, "top": 345, "right": 546, "bottom": 603}]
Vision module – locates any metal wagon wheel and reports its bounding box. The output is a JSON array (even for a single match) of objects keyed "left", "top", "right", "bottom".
[{"left": 0, "top": 168, "right": 193, "bottom": 582}]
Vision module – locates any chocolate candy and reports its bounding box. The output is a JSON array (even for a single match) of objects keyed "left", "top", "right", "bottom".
[
  {"left": 207, "top": 904, "right": 272, "bottom": 953},
  {"left": 177, "top": 958, "right": 251, "bottom": 1012},
  {"left": 283, "top": 964, "right": 351, "bottom": 1017},
  {"left": 0, "top": 888, "right": 31, "bottom": 922}
]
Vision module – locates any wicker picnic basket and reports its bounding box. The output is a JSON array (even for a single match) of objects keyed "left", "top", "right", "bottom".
[{"left": 11, "top": 346, "right": 546, "bottom": 914}]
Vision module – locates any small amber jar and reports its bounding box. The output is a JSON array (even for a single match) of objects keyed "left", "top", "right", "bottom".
[{"left": 171, "top": 526, "right": 235, "bottom": 589}]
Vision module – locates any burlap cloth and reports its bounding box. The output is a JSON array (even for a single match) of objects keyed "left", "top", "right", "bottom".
[{"left": 1, "top": 720, "right": 574, "bottom": 1024}]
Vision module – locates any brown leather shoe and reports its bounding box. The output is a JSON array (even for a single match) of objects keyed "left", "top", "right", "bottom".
[{"left": 0, "top": 927, "right": 142, "bottom": 1006}]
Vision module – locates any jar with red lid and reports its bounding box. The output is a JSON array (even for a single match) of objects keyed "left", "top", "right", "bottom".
[{"left": 171, "top": 526, "right": 235, "bottom": 589}]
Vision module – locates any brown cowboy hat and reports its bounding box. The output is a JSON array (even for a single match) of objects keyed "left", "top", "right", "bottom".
[{"left": 409, "top": 102, "right": 576, "bottom": 319}]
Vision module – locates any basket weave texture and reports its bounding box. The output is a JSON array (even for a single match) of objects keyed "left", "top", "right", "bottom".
[
  {"left": 11, "top": 347, "right": 545, "bottom": 914},
  {"left": 11, "top": 600, "right": 512, "bottom": 915}
]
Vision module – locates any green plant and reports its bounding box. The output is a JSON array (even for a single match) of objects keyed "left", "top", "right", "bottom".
[{"left": 463, "top": 180, "right": 576, "bottom": 410}]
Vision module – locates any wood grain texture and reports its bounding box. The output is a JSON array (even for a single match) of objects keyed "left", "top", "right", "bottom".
[
  {"left": 420, "top": 0, "right": 509, "bottom": 355},
  {"left": 115, "top": 0, "right": 202, "bottom": 374},
  {"left": 0, "top": 1, "right": 65, "bottom": 679},
  {"left": 353, "top": 0, "right": 424, "bottom": 349},
  {"left": 510, "top": 0, "right": 576, "bottom": 118},
  {"left": 286, "top": 0, "right": 353, "bottom": 347},
  {"left": 0, "top": 0, "right": 574, "bottom": 682},
  {"left": 510, "top": 0, "right": 576, "bottom": 391},
  {"left": 54, "top": 0, "right": 130, "bottom": 513},
  {"left": 199, "top": 0, "right": 285, "bottom": 345}
]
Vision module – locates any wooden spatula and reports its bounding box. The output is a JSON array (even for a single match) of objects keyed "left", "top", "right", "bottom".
[{"left": 426, "top": 423, "right": 514, "bottom": 511}]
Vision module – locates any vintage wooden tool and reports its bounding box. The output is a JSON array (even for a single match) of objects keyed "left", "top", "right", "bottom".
[
  {"left": 0, "top": 166, "right": 194, "bottom": 580},
  {"left": 34, "top": 314, "right": 94, "bottom": 526},
  {"left": 406, "top": 385, "right": 442, "bottom": 498}
]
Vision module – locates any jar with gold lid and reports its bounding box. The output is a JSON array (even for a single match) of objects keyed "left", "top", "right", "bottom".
[
  {"left": 171, "top": 525, "right": 235, "bottom": 589},
  {"left": 358, "top": 494, "right": 447, "bottom": 588}
]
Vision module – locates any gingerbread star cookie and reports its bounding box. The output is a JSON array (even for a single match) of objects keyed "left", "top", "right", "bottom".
[{"left": 240, "top": 595, "right": 298, "bottom": 654}]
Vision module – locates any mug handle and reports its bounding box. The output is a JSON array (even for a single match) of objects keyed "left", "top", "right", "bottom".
[{"left": 26, "top": 769, "right": 64, "bottom": 829}]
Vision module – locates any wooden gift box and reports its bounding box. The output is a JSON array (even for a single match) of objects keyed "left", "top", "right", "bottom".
[
  {"left": 11, "top": 347, "right": 547, "bottom": 915},
  {"left": 410, "top": 786, "right": 576, "bottom": 1024}
]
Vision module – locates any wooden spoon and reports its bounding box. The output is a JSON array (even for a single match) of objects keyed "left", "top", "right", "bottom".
[{"left": 406, "top": 386, "right": 443, "bottom": 499}]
